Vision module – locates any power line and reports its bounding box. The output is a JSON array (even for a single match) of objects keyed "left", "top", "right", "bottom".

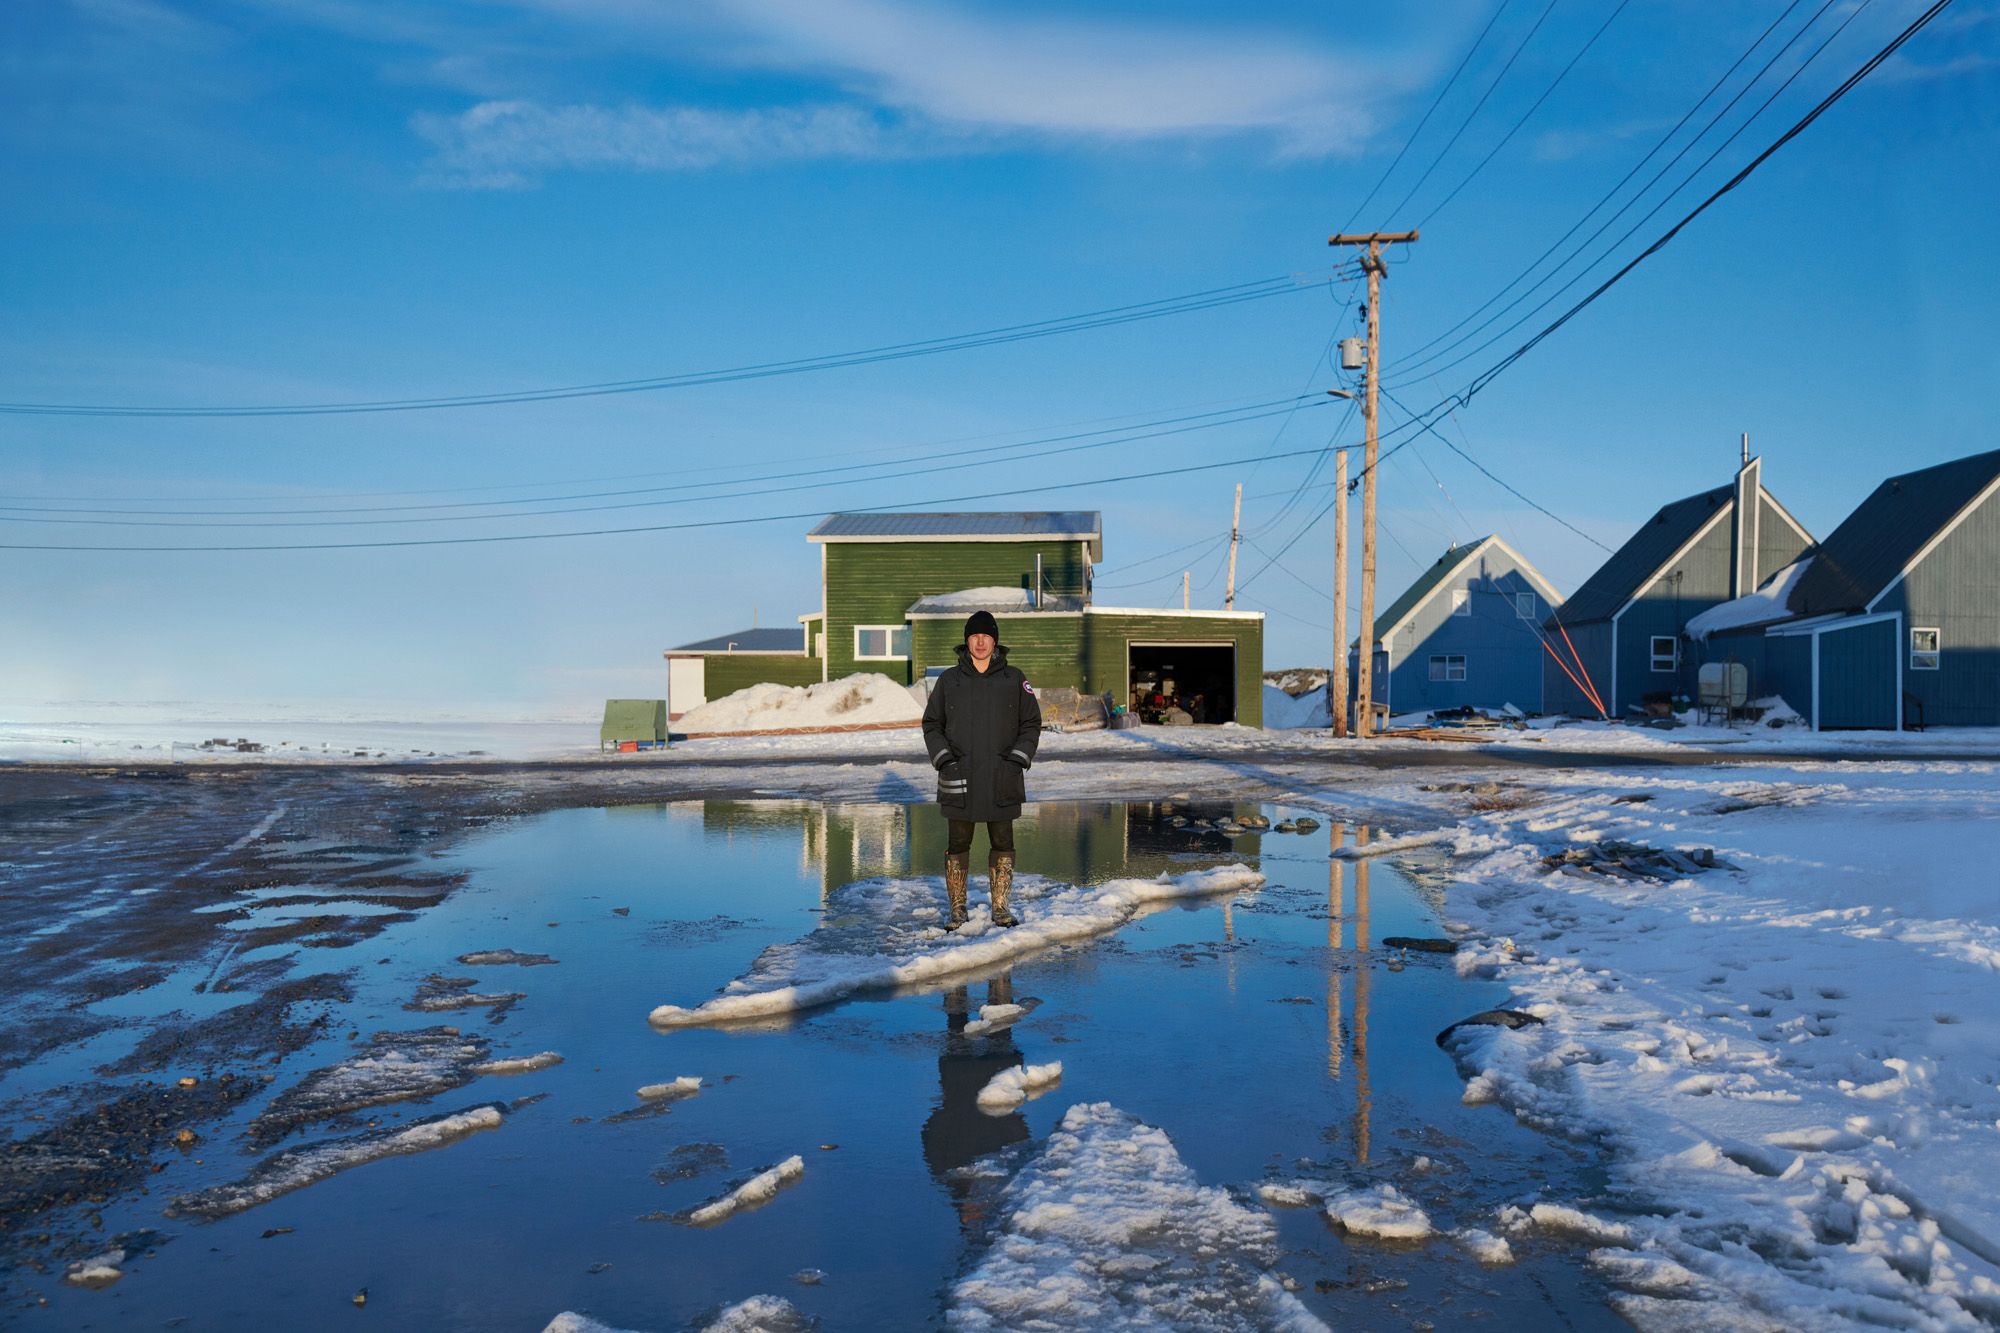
[
  {"left": 1, "top": 395, "right": 1323, "bottom": 520},
  {"left": 1452, "top": 0, "right": 1945, "bottom": 405},
  {"left": 1396, "top": 0, "right": 1813, "bottom": 367},
  {"left": 1338, "top": 0, "right": 1519, "bottom": 233},
  {"left": 1413, "top": 0, "right": 1633, "bottom": 229},
  {"left": 1394, "top": 0, "right": 1854, "bottom": 385},
  {"left": 1381, "top": 0, "right": 1564, "bottom": 224},
  {"left": 0, "top": 272, "right": 1351, "bottom": 419},
  {"left": 0, "top": 441, "right": 1348, "bottom": 553}
]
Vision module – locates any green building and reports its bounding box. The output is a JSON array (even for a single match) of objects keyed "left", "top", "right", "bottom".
[{"left": 665, "top": 511, "right": 1264, "bottom": 726}]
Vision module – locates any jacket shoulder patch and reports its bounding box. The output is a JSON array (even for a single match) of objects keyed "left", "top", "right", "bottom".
[{"left": 1022, "top": 680, "right": 1035, "bottom": 695}]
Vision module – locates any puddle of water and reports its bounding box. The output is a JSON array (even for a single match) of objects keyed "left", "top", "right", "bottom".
[{"left": 22, "top": 801, "right": 1617, "bottom": 1329}]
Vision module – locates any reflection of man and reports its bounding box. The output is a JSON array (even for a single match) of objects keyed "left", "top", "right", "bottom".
[
  {"left": 922, "top": 610, "right": 1041, "bottom": 930},
  {"left": 920, "top": 976, "right": 1028, "bottom": 1230}
]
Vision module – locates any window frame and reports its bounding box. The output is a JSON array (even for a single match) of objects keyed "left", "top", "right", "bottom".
[
  {"left": 852, "top": 624, "right": 911, "bottom": 661},
  {"left": 1910, "top": 627, "right": 1941, "bottom": 671},
  {"left": 1516, "top": 591, "right": 1537, "bottom": 620},
  {"left": 1450, "top": 589, "right": 1471, "bottom": 617},
  {"left": 1650, "top": 635, "right": 1679, "bottom": 673},
  {"left": 1428, "top": 653, "right": 1467, "bottom": 683}
]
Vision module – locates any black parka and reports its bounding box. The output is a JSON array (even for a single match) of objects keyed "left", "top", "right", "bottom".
[{"left": 922, "top": 644, "right": 1042, "bottom": 822}]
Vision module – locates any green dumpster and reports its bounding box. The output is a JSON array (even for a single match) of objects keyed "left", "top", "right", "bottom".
[{"left": 601, "top": 699, "right": 668, "bottom": 751}]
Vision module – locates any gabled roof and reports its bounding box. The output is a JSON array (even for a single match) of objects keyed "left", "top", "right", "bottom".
[
  {"left": 668, "top": 627, "right": 805, "bottom": 654},
  {"left": 1550, "top": 484, "right": 1734, "bottom": 626},
  {"left": 808, "top": 511, "right": 1102, "bottom": 559},
  {"left": 1366, "top": 534, "right": 1564, "bottom": 643},
  {"left": 1784, "top": 449, "right": 2000, "bottom": 618}
]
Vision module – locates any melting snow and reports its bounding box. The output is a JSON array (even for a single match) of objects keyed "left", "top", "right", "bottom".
[
  {"left": 1322, "top": 1183, "right": 1434, "bottom": 1241},
  {"left": 650, "top": 865, "right": 1263, "bottom": 1028},
  {"left": 637, "top": 1076, "right": 703, "bottom": 1100},
  {"left": 974, "top": 1062, "right": 1062, "bottom": 1115},
  {"left": 472, "top": 1051, "right": 563, "bottom": 1075},
  {"left": 167, "top": 1104, "right": 505, "bottom": 1220},
  {"left": 1458, "top": 1228, "right": 1514, "bottom": 1264},
  {"left": 685, "top": 1157, "right": 804, "bottom": 1227},
  {"left": 1684, "top": 557, "right": 1813, "bottom": 640},
  {"left": 457, "top": 949, "right": 558, "bottom": 967},
  {"left": 676, "top": 672, "right": 921, "bottom": 734},
  {"left": 702, "top": 1295, "right": 811, "bottom": 1331},
  {"left": 63, "top": 1250, "right": 125, "bottom": 1288},
  {"left": 251, "top": 1027, "right": 490, "bottom": 1142},
  {"left": 947, "top": 1102, "right": 1325, "bottom": 1331},
  {"left": 962, "top": 1003, "right": 1026, "bottom": 1038}
]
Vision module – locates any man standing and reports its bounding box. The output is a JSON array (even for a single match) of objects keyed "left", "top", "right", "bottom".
[{"left": 922, "top": 610, "right": 1041, "bottom": 930}]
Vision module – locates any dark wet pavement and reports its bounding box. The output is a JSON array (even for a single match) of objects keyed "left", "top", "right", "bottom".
[{"left": 6, "top": 800, "right": 1623, "bottom": 1329}]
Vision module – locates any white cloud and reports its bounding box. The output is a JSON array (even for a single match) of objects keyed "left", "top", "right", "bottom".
[{"left": 413, "top": 99, "right": 952, "bottom": 187}]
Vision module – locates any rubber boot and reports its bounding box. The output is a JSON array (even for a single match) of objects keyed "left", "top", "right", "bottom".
[
  {"left": 988, "top": 851, "right": 1018, "bottom": 928},
  {"left": 945, "top": 854, "right": 970, "bottom": 931}
]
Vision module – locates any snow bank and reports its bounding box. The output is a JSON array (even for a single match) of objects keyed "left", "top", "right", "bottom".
[
  {"left": 685, "top": 1156, "right": 805, "bottom": 1227},
  {"left": 1322, "top": 1183, "right": 1433, "bottom": 1240},
  {"left": 637, "top": 1076, "right": 703, "bottom": 1100},
  {"left": 676, "top": 672, "right": 922, "bottom": 734},
  {"left": 1685, "top": 557, "right": 1812, "bottom": 640},
  {"left": 948, "top": 1102, "right": 1325, "bottom": 1331},
  {"left": 1262, "top": 684, "right": 1330, "bottom": 730},
  {"left": 975, "top": 1062, "right": 1062, "bottom": 1114},
  {"left": 168, "top": 1104, "right": 505, "bottom": 1219},
  {"left": 472, "top": 1051, "right": 563, "bottom": 1075},
  {"left": 650, "top": 865, "right": 1262, "bottom": 1028},
  {"left": 702, "top": 1295, "right": 811, "bottom": 1332},
  {"left": 962, "top": 1003, "right": 1026, "bottom": 1037}
]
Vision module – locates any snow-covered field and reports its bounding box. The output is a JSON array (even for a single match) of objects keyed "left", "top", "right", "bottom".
[{"left": 1397, "top": 758, "right": 2000, "bottom": 1328}]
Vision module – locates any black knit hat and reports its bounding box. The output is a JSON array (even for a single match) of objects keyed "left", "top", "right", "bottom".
[{"left": 962, "top": 609, "right": 999, "bottom": 643}]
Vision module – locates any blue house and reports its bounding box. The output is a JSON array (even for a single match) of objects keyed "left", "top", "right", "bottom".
[
  {"left": 1543, "top": 453, "right": 1813, "bottom": 718},
  {"left": 1688, "top": 448, "right": 2000, "bottom": 729},
  {"left": 1350, "top": 535, "right": 1565, "bottom": 716}
]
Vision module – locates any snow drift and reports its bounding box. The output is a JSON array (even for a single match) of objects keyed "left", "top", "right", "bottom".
[{"left": 676, "top": 673, "right": 921, "bottom": 734}]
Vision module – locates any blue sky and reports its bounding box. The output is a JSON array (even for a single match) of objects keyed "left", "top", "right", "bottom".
[{"left": 3, "top": 0, "right": 1996, "bottom": 714}]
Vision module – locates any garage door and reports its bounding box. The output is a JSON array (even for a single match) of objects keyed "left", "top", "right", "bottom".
[{"left": 1818, "top": 619, "right": 1897, "bottom": 730}]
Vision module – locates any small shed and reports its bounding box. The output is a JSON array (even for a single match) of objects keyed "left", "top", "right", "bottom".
[{"left": 600, "top": 699, "right": 667, "bottom": 750}]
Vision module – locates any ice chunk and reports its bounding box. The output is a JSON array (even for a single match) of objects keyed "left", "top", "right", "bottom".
[
  {"left": 542, "top": 1315, "right": 642, "bottom": 1333},
  {"left": 457, "top": 949, "right": 558, "bottom": 967},
  {"left": 1518, "top": 1202, "right": 1635, "bottom": 1246},
  {"left": 473, "top": 1051, "right": 563, "bottom": 1075},
  {"left": 948, "top": 1102, "right": 1325, "bottom": 1331},
  {"left": 64, "top": 1250, "right": 125, "bottom": 1288},
  {"left": 167, "top": 1104, "right": 505, "bottom": 1220},
  {"left": 962, "top": 1003, "right": 1027, "bottom": 1037},
  {"left": 685, "top": 1156, "right": 805, "bottom": 1227},
  {"left": 703, "top": 1295, "right": 811, "bottom": 1331},
  {"left": 651, "top": 865, "right": 1264, "bottom": 1028},
  {"left": 1323, "top": 1183, "right": 1433, "bottom": 1240},
  {"left": 637, "top": 1076, "right": 703, "bottom": 1100},
  {"left": 1257, "top": 1182, "right": 1320, "bottom": 1208},
  {"left": 974, "top": 1062, "right": 1061, "bottom": 1115},
  {"left": 251, "top": 1027, "right": 490, "bottom": 1143},
  {"left": 1457, "top": 1228, "right": 1514, "bottom": 1264}
]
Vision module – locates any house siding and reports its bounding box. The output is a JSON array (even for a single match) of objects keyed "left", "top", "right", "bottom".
[
  {"left": 1615, "top": 509, "right": 1737, "bottom": 711},
  {"left": 1382, "top": 549, "right": 1553, "bottom": 713},
  {"left": 823, "top": 539, "right": 1088, "bottom": 684},
  {"left": 1543, "top": 620, "right": 1613, "bottom": 717},
  {"left": 1756, "top": 492, "right": 1814, "bottom": 590},
  {"left": 1818, "top": 618, "right": 1900, "bottom": 729},
  {"left": 1875, "top": 485, "right": 2000, "bottom": 727},
  {"left": 704, "top": 654, "right": 823, "bottom": 697}
]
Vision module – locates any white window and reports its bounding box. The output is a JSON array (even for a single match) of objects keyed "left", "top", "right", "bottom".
[
  {"left": 853, "top": 625, "right": 911, "bottom": 660},
  {"left": 1651, "top": 635, "right": 1679, "bottom": 672},
  {"left": 1911, "top": 627, "right": 1940, "bottom": 671},
  {"left": 1451, "top": 589, "right": 1471, "bottom": 617},
  {"left": 1428, "top": 654, "right": 1466, "bottom": 682},
  {"left": 1516, "top": 592, "right": 1537, "bottom": 620}
]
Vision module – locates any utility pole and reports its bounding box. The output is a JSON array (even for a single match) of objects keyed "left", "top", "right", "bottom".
[
  {"left": 1224, "top": 483, "right": 1243, "bottom": 611},
  {"left": 1329, "top": 228, "right": 1418, "bottom": 737},
  {"left": 1331, "top": 449, "right": 1350, "bottom": 738},
  {"left": 1182, "top": 569, "right": 1190, "bottom": 611}
]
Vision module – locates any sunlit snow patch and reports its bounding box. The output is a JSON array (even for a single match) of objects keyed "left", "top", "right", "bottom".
[
  {"left": 473, "top": 1051, "right": 563, "bottom": 1075},
  {"left": 638, "top": 1076, "right": 703, "bottom": 1100},
  {"left": 650, "top": 865, "right": 1263, "bottom": 1028},
  {"left": 947, "top": 1102, "right": 1325, "bottom": 1331},
  {"left": 684, "top": 1156, "right": 805, "bottom": 1227},
  {"left": 962, "top": 1003, "right": 1026, "bottom": 1038},
  {"left": 974, "top": 1062, "right": 1061, "bottom": 1115},
  {"left": 1322, "top": 1183, "right": 1433, "bottom": 1241},
  {"left": 703, "top": 1295, "right": 812, "bottom": 1331},
  {"left": 1457, "top": 1228, "right": 1514, "bottom": 1264},
  {"left": 542, "top": 1314, "right": 641, "bottom": 1333},
  {"left": 167, "top": 1103, "right": 506, "bottom": 1220},
  {"left": 63, "top": 1250, "right": 125, "bottom": 1288}
]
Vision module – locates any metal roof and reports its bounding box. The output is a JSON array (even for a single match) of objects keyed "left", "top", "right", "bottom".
[
  {"left": 1784, "top": 448, "right": 2000, "bottom": 618},
  {"left": 1549, "top": 484, "right": 1734, "bottom": 626},
  {"left": 807, "top": 511, "right": 1102, "bottom": 558},
  {"left": 668, "top": 627, "right": 805, "bottom": 654}
]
